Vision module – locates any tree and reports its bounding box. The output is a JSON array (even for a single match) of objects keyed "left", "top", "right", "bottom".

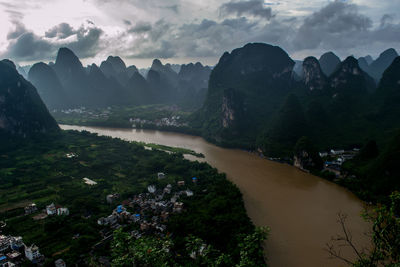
[{"left": 326, "top": 192, "right": 400, "bottom": 266}]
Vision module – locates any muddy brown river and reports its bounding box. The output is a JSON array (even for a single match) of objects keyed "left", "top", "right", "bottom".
[{"left": 61, "top": 125, "right": 371, "bottom": 267}]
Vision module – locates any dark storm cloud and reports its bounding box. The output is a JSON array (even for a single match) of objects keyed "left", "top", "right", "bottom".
[
  {"left": 372, "top": 19, "right": 400, "bottom": 43},
  {"left": 122, "top": 14, "right": 271, "bottom": 60},
  {"left": 66, "top": 26, "right": 103, "bottom": 58},
  {"left": 45, "top": 23, "right": 75, "bottom": 39},
  {"left": 380, "top": 14, "right": 394, "bottom": 27},
  {"left": 2, "top": 22, "right": 104, "bottom": 61},
  {"left": 5, "top": 32, "right": 53, "bottom": 60},
  {"left": 220, "top": 0, "right": 274, "bottom": 20},
  {"left": 294, "top": 0, "right": 372, "bottom": 50},
  {"left": 128, "top": 40, "right": 176, "bottom": 59},
  {"left": 6, "top": 21, "right": 27, "bottom": 40}
]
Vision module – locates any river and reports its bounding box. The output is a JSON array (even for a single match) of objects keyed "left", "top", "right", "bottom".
[{"left": 61, "top": 125, "right": 371, "bottom": 267}]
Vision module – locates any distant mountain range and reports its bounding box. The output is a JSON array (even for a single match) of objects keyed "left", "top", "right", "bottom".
[
  {"left": 191, "top": 43, "right": 400, "bottom": 156},
  {"left": 2, "top": 43, "right": 398, "bottom": 157},
  {"left": 26, "top": 47, "right": 212, "bottom": 110}
]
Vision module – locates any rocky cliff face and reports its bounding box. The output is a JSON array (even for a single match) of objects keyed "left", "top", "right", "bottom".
[
  {"left": 193, "top": 43, "right": 294, "bottom": 144},
  {"left": 330, "top": 56, "right": 375, "bottom": 94},
  {"left": 302, "top": 57, "right": 327, "bottom": 91},
  {"left": 0, "top": 60, "right": 59, "bottom": 137},
  {"left": 221, "top": 89, "right": 236, "bottom": 128}
]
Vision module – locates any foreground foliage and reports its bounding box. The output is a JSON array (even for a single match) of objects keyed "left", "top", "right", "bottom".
[
  {"left": 111, "top": 227, "right": 269, "bottom": 267},
  {"left": 327, "top": 192, "right": 400, "bottom": 266}
]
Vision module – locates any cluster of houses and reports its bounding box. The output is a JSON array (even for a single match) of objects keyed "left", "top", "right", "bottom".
[
  {"left": 98, "top": 173, "right": 198, "bottom": 239},
  {"left": 54, "top": 106, "right": 111, "bottom": 120},
  {"left": 319, "top": 149, "right": 358, "bottom": 177},
  {"left": 129, "top": 116, "right": 187, "bottom": 128},
  {"left": 25, "top": 202, "right": 69, "bottom": 218},
  {"left": 46, "top": 203, "right": 70, "bottom": 216},
  {"left": 0, "top": 235, "right": 43, "bottom": 266}
]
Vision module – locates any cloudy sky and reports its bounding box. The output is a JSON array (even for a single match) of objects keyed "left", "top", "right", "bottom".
[{"left": 0, "top": 0, "right": 399, "bottom": 68}]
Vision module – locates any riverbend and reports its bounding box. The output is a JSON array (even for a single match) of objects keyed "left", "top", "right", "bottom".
[{"left": 61, "top": 125, "right": 371, "bottom": 267}]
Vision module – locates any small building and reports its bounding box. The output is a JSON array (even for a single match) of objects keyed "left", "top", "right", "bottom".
[
  {"left": 1, "top": 262, "right": 15, "bottom": 267},
  {"left": 116, "top": 205, "right": 125, "bottom": 214},
  {"left": 173, "top": 202, "right": 184, "bottom": 213},
  {"left": 106, "top": 194, "right": 120, "bottom": 204},
  {"left": 186, "top": 190, "right": 194, "bottom": 197},
  {"left": 65, "top": 153, "right": 77, "bottom": 158},
  {"left": 0, "top": 256, "right": 8, "bottom": 265},
  {"left": 10, "top": 236, "right": 24, "bottom": 251},
  {"left": 24, "top": 203, "right": 38, "bottom": 215},
  {"left": 133, "top": 214, "right": 141, "bottom": 223},
  {"left": 140, "top": 222, "right": 150, "bottom": 231},
  {"left": 0, "top": 235, "right": 11, "bottom": 252},
  {"left": 147, "top": 185, "right": 156, "bottom": 194},
  {"left": 319, "top": 152, "right": 328, "bottom": 158},
  {"left": 24, "top": 244, "right": 41, "bottom": 263},
  {"left": 157, "top": 172, "right": 166, "bottom": 179},
  {"left": 97, "top": 217, "right": 107, "bottom": 226},
  {"left": 177, "top": 181, "right": 185, "bottom": 186},
  {"left": 83, "top": 177, "right": 97, "bottom": 185},
  {"left": 57, "top": 208, "right": 69, "bottom": 216},
  {"left": 163, "top": 187, "right": 171, "bottom": 194},
  {"left": 46, "top": 203, "right": 57, "bottom": 215},
  {"left": 330, "top": 149, "right": 345, "bottom": 155},
  {"left": 6, "top": 251, "right": 22, "bottom": 262},
  {"left": 55, "top": 259, "right": 66, "bottom": 267}
]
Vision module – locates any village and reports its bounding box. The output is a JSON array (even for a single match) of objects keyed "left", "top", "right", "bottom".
[
  {"left": 54, "top": 107, "right": 112, "bottom": 121},
  {"left": 0, "top": 170, "right": 198, "bottom": 267},
  {"left": 0, "top": 201, "right": 70, "bottom": 267},
  {"left": 319, "top": 148, "right": 358, "bottom": 177},
  {"left": 96, "top": 172, "right": 197, "bottom": 247},
  {"left": 129, "top": 115, "right": 188, "bottom": 128}
]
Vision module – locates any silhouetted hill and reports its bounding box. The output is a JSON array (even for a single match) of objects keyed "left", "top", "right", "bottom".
[
  {"left": 53, "top": 47, "right": 95, "bottom": 106},
  {"left": 192, "top": 43, "right": 294, "bottom": 147},
  {"left": 358, "top": 57, "right": 370, "bottom": 73},
  {"left": 28, "top": 62, "right": 70, "bottom": 109},
  {"left": 126, "top": 71, "right": 153, "bottom": 104},
  {"left": 178, "top": 62, "right": 211, "bottom": 108},
  {"left": 192, "top": 43, "right": 399, "bottom": 156},
  {"left": 319, "top": 52, "right": 341, "bottom": 77},
  {"left": 330, "top": 56, "right": 375, "bottom": 95},
  {"left": 0, "top": 60, "right": 59, "bottom": 137},
  {"left": 368, "top": 48, "right": 398, "bottom": 82}
]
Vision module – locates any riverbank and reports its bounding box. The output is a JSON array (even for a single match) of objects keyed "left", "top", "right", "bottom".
[
  {"left": 0, "top": 130, "right": 263, "bottom": 265},
  {"left": 60, "top": 125, "right": 371, "bottom": 267}
]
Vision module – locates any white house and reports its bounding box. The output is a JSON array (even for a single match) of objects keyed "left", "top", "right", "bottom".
[
  {"left": 46, "top": 203, "right": 57, "bottom": 215},
  {"left": 24, "top": 244, "right": 41, "bottom": 262},
  {"left": 147, "top": 185, "right": 156, "bottom": 194},
  {"left": 57, "top": 208, "right": 69, "bottom": 216},
  {"left": 186, "top": 190, "right": 194, "bottom": 197},
  {"left": 55, "top": 259, "right": 66, "bottom": 267},
  {"left": 157, "top": 172, "right": 166, "bottom": 179}
]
